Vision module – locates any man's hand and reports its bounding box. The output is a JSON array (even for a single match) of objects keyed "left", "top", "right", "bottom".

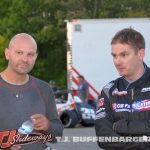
[{"left": 31, "top": 114, "right": 50, "bottom": 131}]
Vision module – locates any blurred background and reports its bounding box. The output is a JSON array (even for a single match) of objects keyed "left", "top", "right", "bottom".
[{"left": 0, "top": 0, "right": 150, "bottom": 89}]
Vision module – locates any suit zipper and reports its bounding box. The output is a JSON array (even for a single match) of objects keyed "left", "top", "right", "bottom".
[
  {"left": 131, "top": 89, "right": 134, "bottom": 100},
  {"left": 130, "top": 88, "right": 134, "bottom": 112}
]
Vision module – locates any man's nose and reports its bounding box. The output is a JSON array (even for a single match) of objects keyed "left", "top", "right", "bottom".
[
  {"left": 22, "top": 54, "right": 28, "bottom": 62},
  {"left": 114, "top": 57, "right": 122, "bottom": 66}
]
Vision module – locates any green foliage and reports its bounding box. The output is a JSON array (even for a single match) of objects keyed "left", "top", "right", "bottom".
[{"left": 0, "top": 0, "right": 149, "bottom": 89}]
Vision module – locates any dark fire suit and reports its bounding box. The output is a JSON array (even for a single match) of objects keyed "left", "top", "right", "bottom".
[{"left": 95, "top": 64, "right": 150, "bottom": 150}]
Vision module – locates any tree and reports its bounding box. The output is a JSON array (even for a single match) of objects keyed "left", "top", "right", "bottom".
[{"left": 0, "top": 0, "right": 67, "bottom": 88}]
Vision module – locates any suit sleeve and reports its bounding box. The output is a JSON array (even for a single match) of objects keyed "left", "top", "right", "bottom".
[{"left": 95, "top": 89, "right": 140, "bottom": 150}]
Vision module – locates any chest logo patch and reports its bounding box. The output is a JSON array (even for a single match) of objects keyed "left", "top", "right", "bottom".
[{"left": 141, "top": 87, "right": 150, "bottom": 92}]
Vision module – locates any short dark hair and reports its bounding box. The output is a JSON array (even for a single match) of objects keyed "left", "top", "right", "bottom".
[
  {"left": 111, "top": 28, "right": 145, "bottom": 53},
  {"left": 78, "top": 75, "right": 84, "bottom": 79}
]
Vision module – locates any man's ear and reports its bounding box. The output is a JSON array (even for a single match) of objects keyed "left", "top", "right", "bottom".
[
  {"left": 138, "top": 48, "right": 145, "bottom": 60},
  {"left": 4, "top": 48, "right": 10, "bottom": 60}
]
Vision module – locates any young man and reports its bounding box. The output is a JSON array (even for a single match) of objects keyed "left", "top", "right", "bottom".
[
  {"left": 0, "top": 33, "right": 63, "bottom": 150},
  {"left": 77, "top": 75, "right": 96, "bottom": 108},
  {"left": 77, "top": 75, "right": 89, "bottom": 103},
  {"left": 95, "top": 28, "right": 150, "bottom": 150}
]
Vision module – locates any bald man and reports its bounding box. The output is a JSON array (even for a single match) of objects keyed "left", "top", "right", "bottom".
[{"left": 0, "top": 33, "right": 63, "bottom": 150}]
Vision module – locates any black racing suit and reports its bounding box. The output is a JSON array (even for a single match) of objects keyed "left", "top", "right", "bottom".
[{"left": 95, "top": 64, "right": 150, "bottom": 150}]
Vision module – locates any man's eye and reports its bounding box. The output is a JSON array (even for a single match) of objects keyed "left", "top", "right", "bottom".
[
  {"left": 122, "top": 53, "right": 128, "bottom": 57},
  {"left": 16, "top": 51, "right": 23, "bottom": 54},
  {"left": 112, "top": 54, "right": 116, "bottom": 59},
  {"left": 28, "top": 53, "right": 36, "bottom": 57}
]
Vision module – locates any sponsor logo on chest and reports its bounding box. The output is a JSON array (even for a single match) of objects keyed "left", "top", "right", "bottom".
[
  {"left": 112, "top": 88, "right": 127, "bottom": 96},
  {"left": 141, "top": 87, "right": 150, "bottom": 92},
  {"left": 112, "top": 99, "right": 150, "bottom": 112}
]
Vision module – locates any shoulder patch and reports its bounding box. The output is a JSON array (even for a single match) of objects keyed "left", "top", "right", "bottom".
[
  {"left": 103, "top": 81, "right": 114, "bottom": 90},
  {"left": 98, "top": 98, "right": 104, "bottom": 107},
  {"left": 102, "top": 81, "right": 114, "bottom": 98}
]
